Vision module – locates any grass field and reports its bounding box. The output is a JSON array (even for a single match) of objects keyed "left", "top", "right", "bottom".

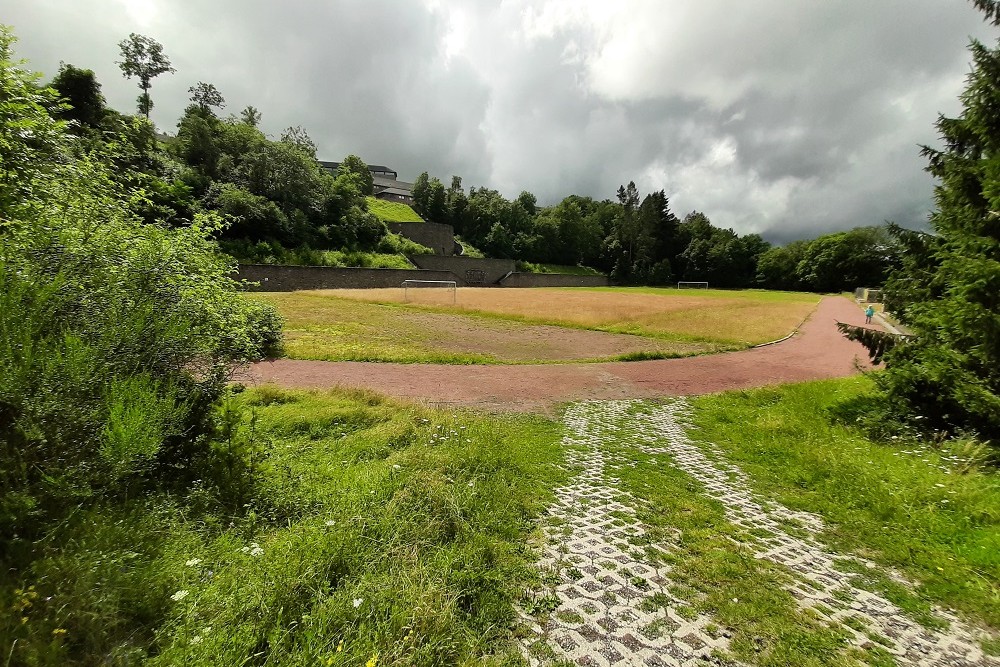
[
  {"left": 366, "top": 197, "right": 424, "bottom": 223},
  {"left": 253, "top": 287, "right": 820, "bottom": 364}
]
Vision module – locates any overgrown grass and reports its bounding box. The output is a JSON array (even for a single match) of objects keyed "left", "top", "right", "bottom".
[
  {"left": 688, "top": 376, "right": 1000, "bottom": 631},
  {"left": 366, "top": 197, "right": 424, "bottom": 223},
  {"left": 514, "top": 262, "right": 604, "bottom": 276},
  {"left": 1, "top": 387, "right": 567, "bottom": 665}
]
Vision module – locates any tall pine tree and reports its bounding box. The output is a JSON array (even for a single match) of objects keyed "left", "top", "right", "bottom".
[{"left": 878, "top": 1, "right": 1000, "bottom": 443}]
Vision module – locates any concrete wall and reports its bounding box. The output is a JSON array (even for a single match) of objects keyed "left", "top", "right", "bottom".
[
  {"left": 387, "top": 222, "right": 457, "bottom": 256},
  {"left": 498, "top": 273, "right": 610, "bottom": 288},
  {"left": 408, "top": 255, "right": 516, "bottom": 285},
  {"left": 237, "top": 264, "right": 462, "bottom": 291}
]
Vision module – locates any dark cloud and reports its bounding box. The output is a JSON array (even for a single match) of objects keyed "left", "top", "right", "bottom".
[{"left": 2, "top": 0, "right": 994, "bottom": 241}]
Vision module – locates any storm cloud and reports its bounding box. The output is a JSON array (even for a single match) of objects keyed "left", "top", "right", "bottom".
[{"left": 3, "top": 0, "right": 994, "bottom": 241}]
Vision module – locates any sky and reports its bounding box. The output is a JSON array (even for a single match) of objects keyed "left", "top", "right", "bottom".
[{"left": 3, "top": 1, "right": 996, "bottom": 243}]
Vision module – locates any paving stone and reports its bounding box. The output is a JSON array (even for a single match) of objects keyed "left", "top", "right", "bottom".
[{"left": 519, "top": 400, "right": 997, "bottom": 667}]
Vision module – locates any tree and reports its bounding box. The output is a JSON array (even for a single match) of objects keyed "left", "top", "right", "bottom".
[
  {"left": 0, "top": 26, "right": 67, "bottom": 220},
  {"left": 872, "top": 1, "right": 1000, "bottom": 444},
  {"left": 240, "top": 105, "right": 262, "bottom": 127},
  {"left": 50, "top": 63, "right": 106, "bottom": 130},
  {"left": 281, "top": 125, "right": 317, "bottom": 158},
  {"left": 116, "top": 33, "right": 174, "bottom": 119},
  {"left": 188, "top": 81, "right": 225, "bottom": 114},
  {"left": 412, "top": 171, "right": 430, "bottom": 214},
  {"left": 337, "top": 154, "right": 373, "bottom": 196}
]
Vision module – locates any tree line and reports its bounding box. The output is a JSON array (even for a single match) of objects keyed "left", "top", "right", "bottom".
[
  {"left": 44, "top": 31, "right": 903, "bottom": 292},
  {"left": 410, "top": 172, "right": 900, "bottom": 290}
]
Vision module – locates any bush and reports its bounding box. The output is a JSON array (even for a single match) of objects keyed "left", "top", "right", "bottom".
[{"left": 0, "top": 32, "right": 283, "bottom": 543}]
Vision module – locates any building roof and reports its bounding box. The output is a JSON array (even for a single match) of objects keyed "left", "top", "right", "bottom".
[
  {"left": 374, "top": 175, "right": 413, "bottom": 191},
  {"left": 376, "top": 187, "right": 414, "bottom": 197},
  {"left": 317, "top": 160, "right": 397, "bottom": 177}
]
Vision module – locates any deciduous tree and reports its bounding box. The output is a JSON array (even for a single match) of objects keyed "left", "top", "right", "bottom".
[{"left": 116, "top": 33, "right": 174, "bottom": 119}]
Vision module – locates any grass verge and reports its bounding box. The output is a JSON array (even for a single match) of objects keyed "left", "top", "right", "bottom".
[
  {"left": 1, "top": 387, "right": 566, "bottom": 665},
  {"left": 688, "top": 376, "right": 1000, "bottom": 632}
]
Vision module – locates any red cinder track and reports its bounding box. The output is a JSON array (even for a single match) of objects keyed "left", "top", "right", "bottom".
[{"left": 243, "top": 296, "right": 877, "bottom": 413}]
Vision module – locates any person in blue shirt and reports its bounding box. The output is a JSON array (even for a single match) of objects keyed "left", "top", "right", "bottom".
[{"left": 865, "top": 305, "right": 875, "bottom": 324}]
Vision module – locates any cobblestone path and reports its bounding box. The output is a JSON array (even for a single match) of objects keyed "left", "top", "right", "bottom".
[{"left": 520, "top": 400, "right": 996, "bottom": 667}]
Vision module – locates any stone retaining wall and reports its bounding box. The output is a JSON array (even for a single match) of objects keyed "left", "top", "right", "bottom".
[
  {"left": 387, "top": 222, "right": 457, "bottom": 255},
  {"left": 237, "top": 264, "right": 462, "bottom": 291},
  {"left": 499, "top": 273, "right": 610, "bottom": 288},
  {"left": 407, "top": 255, "right": 516, "bottom": 285}
]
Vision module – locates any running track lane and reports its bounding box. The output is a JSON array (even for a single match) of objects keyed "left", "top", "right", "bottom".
[{"left": 244, "top": 296, "right": 878, "bottom": 412}]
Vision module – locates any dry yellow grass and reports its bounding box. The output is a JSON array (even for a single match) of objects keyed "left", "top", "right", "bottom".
[{"left": 304, "top": 287, "right": 821, "bottom": 346}]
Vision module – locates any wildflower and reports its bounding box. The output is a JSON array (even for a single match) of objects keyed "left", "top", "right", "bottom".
[
  {"left": 392, "top": 464, "right": 401, "bottom": 470},
  {"left": 325, "top": 520, "right": 336, "bottom": 527},
  {"left": 337, "top": 639, "right": 344, "bottom": 652},
  {"left": 170, "top": 590, "right": 190, "bottom": 602},
  {"left": 249, "top": 546, "right": 264, "bottom": 556},
  {"left": 185, "top": 558, "right": 202, "bottom": 567},
  {"left": 352, "top": 598, "right": 364, "bottom": 608},
  {"left": 365, "top": 652, "right": 379, "bottom": 667},
  {"left": 52, "top": 628, "right": 67, "bottom": 636},
  {"left": 191, "top": 635, "right": 203, "bottom": 645}
]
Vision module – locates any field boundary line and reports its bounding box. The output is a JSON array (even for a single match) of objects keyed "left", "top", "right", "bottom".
[{"left": 751, "top": 297, "right": 824, "bottom": 348}]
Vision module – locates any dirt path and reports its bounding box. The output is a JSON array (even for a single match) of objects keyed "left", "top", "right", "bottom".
[{"left": 245, "top": 296, "right": 874, "bottom": 412}]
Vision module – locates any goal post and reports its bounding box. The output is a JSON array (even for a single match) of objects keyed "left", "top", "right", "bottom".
[
  {"left": 401, "top": 279, "right": 457, "bottom": 304},
  {"left": 677, "top": 281, "right": 709, "bottom": 289}
]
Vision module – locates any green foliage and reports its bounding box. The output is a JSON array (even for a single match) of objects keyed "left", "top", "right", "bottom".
[
  {"left": 338, "top": 154, "right": 373, "bottom": 195},
  {"left": 1, "top": 388, "right": 567, "bottom": 665},
  {"left": 116, "top": 32, "right": 174, "bottom": 118},
  {"left": 835, "top": 322, "right": 907, "bottom": 364},
  {"left": 187, "top": 81, "right": 225, "bottom": 114},
  {"left": 876, "top": 4, "right": 1000, "bottom": 444},
  {"left": 0, "top": 26, "right": 281, "bottom": 563},
  {"left": 49, "top": 62, "right": 106, "bottom": 131},
  {"left": 220, "top": 238, "right": 425, "bottom": 268}
]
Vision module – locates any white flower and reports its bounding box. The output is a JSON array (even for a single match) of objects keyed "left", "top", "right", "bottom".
[
  {"left": 185, "top": 558, "right": 202, "bottom": 567},
  {"left": 190, "top": 635, "right": 202, "bottom": 645},
  {"left": 325, "top": 520, "right": 336, "bottom": 527},
  {"left": 249, "top": 546, "right": 264, "bottom": 557},
  {"left": 352, "top": 598, "right": 364, "bottom": 608},
  {"left": 170, "top": 590, "right": 190, "bottom": 602},
  {"left": 392, "top": 464, "right": 401, "bottom": 470},
  {"left": 467, "top": 481, "right": 474, "bottom": 487}
]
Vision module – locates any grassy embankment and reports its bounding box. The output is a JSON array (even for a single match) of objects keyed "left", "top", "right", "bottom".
[
  {"left": 596, "top": 376, "right": 1000, "bottom": 664},
  {"left": 2, "top": 387, "right": 566, "bottom": 665},
  {"left": 366, "top": 197, "right": 424, "bottom": 223},
  {"left": 252, "top": 288, "right": 820, "bottom": 364},
  {"left": 514, "top": 261, "right": 604, "bottom": 276}
]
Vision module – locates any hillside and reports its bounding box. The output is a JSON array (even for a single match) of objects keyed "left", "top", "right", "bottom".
[{"left": 366, "top": 197, "right": 423, "bottom": 223}]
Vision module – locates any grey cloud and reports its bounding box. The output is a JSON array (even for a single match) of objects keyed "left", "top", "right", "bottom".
[{"left": 2, "top": 0, "right": 996, "bottom": 241}]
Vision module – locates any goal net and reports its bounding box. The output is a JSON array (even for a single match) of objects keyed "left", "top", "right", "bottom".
[
  {"left": 677, "top": 281, "right": 709, "bottom": 289},
  {"left": 402, "top": 279, "right": 457, "bottom": 304}
]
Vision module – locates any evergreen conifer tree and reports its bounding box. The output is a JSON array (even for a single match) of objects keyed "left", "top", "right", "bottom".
[{"left": 878, "top": 1, "right": 1000, "bottom": 443}]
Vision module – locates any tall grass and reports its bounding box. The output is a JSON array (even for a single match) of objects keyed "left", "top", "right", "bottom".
[{"left": 1, "top": 387, "right": 567, "bottom": 665}]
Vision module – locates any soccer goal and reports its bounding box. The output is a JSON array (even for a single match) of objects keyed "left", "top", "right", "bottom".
[
  {"left": 677, "top": 281, "right": 709, "bottom": 289},
  {"left": 402, "top": 279, "right": 457, "bottom": 304}
]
